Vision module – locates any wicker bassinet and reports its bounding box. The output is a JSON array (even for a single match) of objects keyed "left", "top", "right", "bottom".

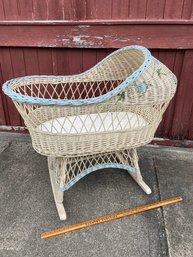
[{"left": 3, "top": 45, "right": 177, "bottom": 220}]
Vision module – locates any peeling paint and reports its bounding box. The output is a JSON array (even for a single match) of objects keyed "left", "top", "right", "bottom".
[
  {"left": 1, "top": 23, "right": 192, "bottom": 49},
  {"left": 78, "top": 25, "right": 90, "bottom": 28},
  {"left": 0, "top": 125, "right": 27, "bottom": 131},
  {"left": 72, "top": 36, "right": 86, "bottom": 45},
  {"left": 70, "top": 35, "right": 104, "bottom": 47}
]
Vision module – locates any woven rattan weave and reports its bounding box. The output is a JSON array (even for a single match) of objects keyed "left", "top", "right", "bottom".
[{"left": 3, "top": 45, "right": 177, "bottom": 220}]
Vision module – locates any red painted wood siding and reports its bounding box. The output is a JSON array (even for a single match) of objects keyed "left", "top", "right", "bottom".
[
  {"left": 0, "top": 0, "right": 193, "bottom": 140},
  {"left": 0, "top": 0, "right": 192, "bottom": 20}
]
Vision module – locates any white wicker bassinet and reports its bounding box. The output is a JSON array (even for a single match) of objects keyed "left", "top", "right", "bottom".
[{"left": 3, "top": 45, "right": 177, "bottom": 220}]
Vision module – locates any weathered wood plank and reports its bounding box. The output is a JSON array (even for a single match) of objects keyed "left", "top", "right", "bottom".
[{"left": 0, "top": 22, "right": 193, "bottom": 49}]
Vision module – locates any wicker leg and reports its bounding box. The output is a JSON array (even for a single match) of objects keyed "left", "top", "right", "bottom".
[
  {"left": 129, "top": 149, "right": 152, "bottom": 195},
  {"left": 116, "top": 149, "right": 152, "bottom": 194},
  {"left": 48, "top": 157, "right": 67, "bottom": 221},
  {"left": 129, "top": 167, "right": 152, "bottom": 195}
]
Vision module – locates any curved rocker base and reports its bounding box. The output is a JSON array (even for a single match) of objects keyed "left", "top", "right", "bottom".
[{"left": 48, "top": 148, "right": 151, "bottom": 221}]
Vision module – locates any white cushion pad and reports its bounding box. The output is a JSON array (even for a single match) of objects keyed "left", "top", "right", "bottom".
[{"left": 38, "top": 112, "right": 147, "bottom": 134}]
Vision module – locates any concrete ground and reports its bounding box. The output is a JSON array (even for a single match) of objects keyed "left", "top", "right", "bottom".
[{"left": 0, "top": 132, "right": 192, "bottom": 257}]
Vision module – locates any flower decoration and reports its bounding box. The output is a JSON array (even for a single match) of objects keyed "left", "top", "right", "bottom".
[
  {"left": 116, "top": 91, "right": 126, "bottom": 103},
  {"left": 135, "top": 83, "right": 147, "bottom": 93}
]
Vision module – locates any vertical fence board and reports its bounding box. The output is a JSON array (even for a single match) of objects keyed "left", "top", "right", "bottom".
[
  {"left": 0, "top": 54, "right": 9, "bottom": 126},
  {"left": 37, "top": 49, "right": 53, "bottom": 75},
  {"left": 67, "top": 49, "right": 83, "bottom": 74},
  {"left": 51, "top": 49, "right": 59, "bottom": 75},
  {"left": 47, "top": 0, "right": 65, "bottom": 20},
  {"left": 85, "top": 0, "right": 96, "bottom": 19},
  {"left": 2, "top": 0, "right": 19, "bottom": 20},
  {"left": 0, "top": 65, "right": 6, "bottom": 125},
  {"left": 95, "top": 0, "right": 112, "bottom": 19},
  {"left": 181, "top": 0, "right": 193, "bottom": 19},
  {"left": 17, "top": 0, "right": 33, "bottom": 20},
  {"left": 188, "top": 105, "right": 193, "bottom": 138},
  {"left": 171, "top": 50, "right": 193, "bottom": 139},
  {"left": 156, "top": 51, "right": 176, "bottom": 137},
  {"left": 0, "top": 48, "right": 21, "bottom": 126},
  {"left": 164, "top": 0, "right": 184, "bottom": 18},
  {"left": 146, "top": 0, "right": 165, "bottom": 19},
  {"left": 0, "top": 0, "right": 5, "bottom": 20},
  {"left": 170, "top": 51, "right": 184, "bottom": 138},
  {"left": 82, "top": 49, "right": 97, "bottom": 71},
  {"left": 9, "top": 48, "right": 27, "bottom": 126},
  {"left": 111, "top": 0, "right": 130, "bottom": 19},
  {"left": 10, "top": 48, "right": 27, "bottom": 77},
  {"left": 129, "top": 0, "right": 147, "bottom": 19},
  {"left": 55, "top": 49, "right": 70, "bottom": 75},
  {"left": 32, "top": 0, "right": 48, "bottom": 20},
  {"left": 74, "top": 0, "right": 87, "bottom": 20},
  {"left": 62, "top": 0, "right": 76, "bottom": 20},
  {"left": 23, "top": 49, "right": 40, "bottom": 75}
]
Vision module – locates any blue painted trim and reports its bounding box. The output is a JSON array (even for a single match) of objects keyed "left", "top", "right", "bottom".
[
  {"left": 55, "top": 163, "right": 138, "bottom": 192},
  {"left": 2, "top": 45, "right": 152, "bottom": 106}
]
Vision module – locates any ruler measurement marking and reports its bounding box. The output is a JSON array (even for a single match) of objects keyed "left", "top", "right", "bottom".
[{"left": 41, "top": 196, "right": 182, "bottom": 239}]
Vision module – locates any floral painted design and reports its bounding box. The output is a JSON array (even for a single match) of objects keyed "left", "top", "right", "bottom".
[
  {"left": 156, "top": 68, "right": 166, "bottom": 78},
  {"left": 135, "top": 83, "right": 147, "bottom": 93},
  {"left": 116, "top": 91, "right": 126, "bottom": 103},
  {"left": 116, "top": 59, "right": 170, "bottom": 102}
]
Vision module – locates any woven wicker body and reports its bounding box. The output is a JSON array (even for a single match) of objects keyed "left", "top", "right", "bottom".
[{"left": 3, "top": 46, "right": 177, "bottom": 220}]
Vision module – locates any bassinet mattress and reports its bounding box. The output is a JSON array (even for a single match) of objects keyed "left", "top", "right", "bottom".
[{"left": 37, "top": 112, "right": 147, "bottom": 134}]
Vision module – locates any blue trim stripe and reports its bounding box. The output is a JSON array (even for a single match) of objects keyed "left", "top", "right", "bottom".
[
  {"left": 55, "top": 163, "right": 139, "bottom": 192},
  {"left": 2, "top": 45, "right": 152, "bottom": 106}
]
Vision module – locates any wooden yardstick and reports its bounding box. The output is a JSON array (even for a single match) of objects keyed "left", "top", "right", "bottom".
[{"left": 41, "top": 196, "right": 182, "bottom": 239}]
